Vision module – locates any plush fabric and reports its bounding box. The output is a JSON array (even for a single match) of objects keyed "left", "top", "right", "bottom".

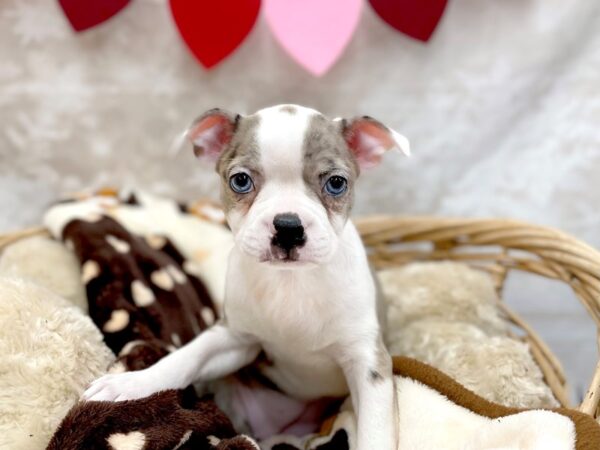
[
  {"left": 44, "top": 190, "right": 232, "bottom": 310},
  {"left": 44, "top": 192, "right": 219, "bottom": 362},
  {"left": 0, "top": 277, "right": 114, "bottom": 450},
  {"left": 379, "top": 262, "right": 559, "bottom": 408},
  {"left": 0, "top": 235, "right": 87, "bottom": 311},
  {"left": 47, "top": 390, "right": 260, "bottom": 450},
  {"left": 264, "top": 357, "right": 600, "bottom": 450},
  {"left": 391, "top": 357, "right": 600, "bottom": 450},
  {"left": 96, "top": 191, "right": 232, "bottom": 310}
]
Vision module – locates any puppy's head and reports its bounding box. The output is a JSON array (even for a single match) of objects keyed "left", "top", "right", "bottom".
[{"left": 188, "top": 104, "right": 409, "bottom": 267}]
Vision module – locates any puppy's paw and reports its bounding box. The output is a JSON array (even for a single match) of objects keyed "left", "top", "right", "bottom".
[{"left": 82, "top": 371, "right": 158, "bottom": 402}]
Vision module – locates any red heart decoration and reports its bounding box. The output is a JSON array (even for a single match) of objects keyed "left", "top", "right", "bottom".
[
  {"left": 368, "top": 0, "right": 448, "bottom": 42},
  {"left": 169, "top": 0, "right": 261, "bottom": 69},
  {"left": 58, "top": 0, "right": 131, "bottom": 32}
]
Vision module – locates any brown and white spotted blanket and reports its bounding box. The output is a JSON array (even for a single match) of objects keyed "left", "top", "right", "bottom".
[
  {"left": 63, "top": 213, "right": 215, "bottom": 369},
  {"left": 48, "top": 390, "right": 259, "bottom": 450}
]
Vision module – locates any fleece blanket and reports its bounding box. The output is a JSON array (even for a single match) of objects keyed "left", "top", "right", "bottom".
[
  {"left": 61, "top": 211, "right": 216, "bottom": 368},
  {"left": 43, "top": 190, "right": 600, "bottom": 450}
]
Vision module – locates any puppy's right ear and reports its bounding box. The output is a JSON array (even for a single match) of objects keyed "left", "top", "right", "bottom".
[
  {"left": 340, "top": 116, "right": 410, "bottom": 169},
  {"left": 188, "top": 109, "right": 239, "bottom": 162}
]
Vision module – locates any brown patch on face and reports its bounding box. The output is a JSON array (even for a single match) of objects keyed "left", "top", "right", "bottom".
[
  {"left": 392, "top": 356, "right": 600, "bottom": 450},
  {"left": 279, "top": 105, "right": 297, "bottom": 115},
  {"left": 216, "top": 115, "right": 262, "bottom": 215},
  {"left": 302, "top": 114, "right": 358, "bottom": 221}
]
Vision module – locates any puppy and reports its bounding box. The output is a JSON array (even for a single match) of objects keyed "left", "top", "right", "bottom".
[{"left": 84, "top": 104, "right": 410, "bottom": 449}]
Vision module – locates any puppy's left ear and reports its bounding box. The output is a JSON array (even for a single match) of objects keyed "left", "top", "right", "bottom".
[
  {"left": 188, "top": 108, "right": 239, "bottom": 163},
  {"left": 341, "top": 116, "right": 410, "bottom": 169}
]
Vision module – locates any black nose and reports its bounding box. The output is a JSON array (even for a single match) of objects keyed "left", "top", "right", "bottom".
[{"left": 272, "top": 213, "right": 306, "bottom": 252}]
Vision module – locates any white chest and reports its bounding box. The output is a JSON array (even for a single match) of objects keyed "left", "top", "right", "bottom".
[
  {"left": 226, "top": 260, "right": 356, "bottom": 349},
  {"left": 223, "top": 228, "right": 379, "bottom": 398}
]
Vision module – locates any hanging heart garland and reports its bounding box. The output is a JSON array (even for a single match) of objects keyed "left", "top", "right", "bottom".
[
  {"left": 57, "top": 0, "right": 449, "bottom": 73},
  {"left": 58, "top": 0, "right": 131, "bottom": 32},
  {"left": 368, "top": 0, "right": 448, "bottom": 42},
  {"left": 263, "top": 0, "right": 363, "bottom": 76},
  {"left": 168, "top": 0, "right": 261, "bottom": 69}
]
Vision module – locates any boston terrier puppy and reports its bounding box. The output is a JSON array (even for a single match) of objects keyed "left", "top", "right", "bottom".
[{"left": 84, "top": 104, "right": 410, "bottom": 449}]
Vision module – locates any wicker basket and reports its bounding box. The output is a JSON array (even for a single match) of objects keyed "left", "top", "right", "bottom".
[{"left": 2, "top": 216, "right": 600, "bottom": 421}]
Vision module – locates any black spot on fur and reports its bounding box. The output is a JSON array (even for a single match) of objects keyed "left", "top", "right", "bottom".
[
  {"left": 315, "top": 429, "right": 350, "bottom": 450},
  {"left": 370, "top": 369, "right": 383, "bottom": 382},
  {"left": 279, "top": 105, "right": 297, "bottom": 115},
  {"left": 123, "top": 193, "right": 139, "bottom": 206}
]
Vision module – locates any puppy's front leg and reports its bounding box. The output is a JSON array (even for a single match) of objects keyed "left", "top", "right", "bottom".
[
  {"left": 84, "top": 324, "right": 260, "bottom": 402},
  {"left": 339, "top": 336, "right": 398, "bottom": 450}
]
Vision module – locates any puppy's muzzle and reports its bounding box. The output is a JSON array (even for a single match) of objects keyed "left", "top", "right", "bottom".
[{"left": 271, "top": 213, "right": 306, "bottom": 259}]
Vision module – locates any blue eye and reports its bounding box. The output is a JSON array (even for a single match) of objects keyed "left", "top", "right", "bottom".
[
  {"left": 324, "top": 176, "right": 348, "bottom": 197},
  {"left": 229, "top": 173, "right": 254, "bottom": 194}
]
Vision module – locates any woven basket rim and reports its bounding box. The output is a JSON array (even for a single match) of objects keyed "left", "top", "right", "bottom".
[{"left": 356, "top": 215, "right": 600, "bottom": 419}]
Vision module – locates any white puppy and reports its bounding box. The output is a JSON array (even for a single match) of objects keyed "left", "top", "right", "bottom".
[{"left": 84, "top": 104, "right": 410, "bottom": 449}]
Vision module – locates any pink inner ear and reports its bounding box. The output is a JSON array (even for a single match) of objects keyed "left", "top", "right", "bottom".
[
  {"left": 346, "top": 120, "right": 396, "bottom": 168},
  {"left": 188, "top": 113, "right": 233, "bottom": 160}
]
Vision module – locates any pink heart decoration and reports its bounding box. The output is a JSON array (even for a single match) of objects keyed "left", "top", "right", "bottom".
[
  {"left": 58, "top": 0, "right": 131, "bottom": 32},
  {"left": 368, "top": 0, "right": 448, "bottom": 42},
  {"left": 264, "top": 0, "right": 363, "bottom": 76}
]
